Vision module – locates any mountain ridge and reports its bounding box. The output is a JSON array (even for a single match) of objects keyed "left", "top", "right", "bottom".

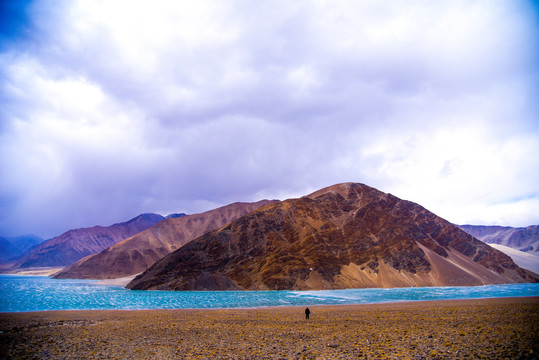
[
  {"left": 0, "top": 234, "right": 44, "bottom": 262},
  {"left": 13, "top": 213, "right": 165, "bottom": 268},
  {"left": 54, "top": 200, "right": 277, "bottom": 279},
  {"left": 458, "top": 224, "right": 538, "bottom": 252},
  {"left": 128, "top": 183, "right": 537, "bottom": 291}
]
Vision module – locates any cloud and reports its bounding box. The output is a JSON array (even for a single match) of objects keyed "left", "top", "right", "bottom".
[{"left": 1, "top": 0, "right": 538, "bottom": 238}]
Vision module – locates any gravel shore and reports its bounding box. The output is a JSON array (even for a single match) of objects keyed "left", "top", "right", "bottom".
[{"left": 1, "top": 297, "right": 537, "bottom": 359}]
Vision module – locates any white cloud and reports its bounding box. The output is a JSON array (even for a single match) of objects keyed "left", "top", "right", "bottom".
[{"left": 0, "top": 0, "right": 537, "bottom": 237}]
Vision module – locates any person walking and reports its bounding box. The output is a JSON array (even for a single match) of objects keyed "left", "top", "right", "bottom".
[{"left": 305, "top": 307, "right": 310, "bottom": 320}]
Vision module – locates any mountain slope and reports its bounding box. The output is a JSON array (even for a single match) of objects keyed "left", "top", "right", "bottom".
[
  {"left": 459, "top": 225, "right": 539, "bottom": 252},
  {"left": 487, "top": 244, "right": 539, "bottom": 274},
  {"left": 14, "top": 214, "right": 165, "bottom": 268},
  {"left": 0, "top": 235, "right": 44, "bottom": 262},
  {"left": 128, "top": 183, "right": 537, "bottom": 291},
  {"left": 54, "top": 200, "right": 277, "bottom": 279}
]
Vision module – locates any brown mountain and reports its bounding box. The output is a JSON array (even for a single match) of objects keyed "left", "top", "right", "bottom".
[
  {"left": 459, "top": 225, "right": 539, "bottom": 252},
  {"left": 14, "top": 214, "right": 165, "bottom": 268},
  {"left": 54, "top": 200, "right": 277, "bottom": 279},
  {"left": 127, "top": 183, "right": 538, "bottom": 291}
]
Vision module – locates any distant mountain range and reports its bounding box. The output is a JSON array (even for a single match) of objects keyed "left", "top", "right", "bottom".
[
  {"left": 127, "top": 183, "right": 537, "bottom": 291},
  {"left": 53, "top": 200, "right": 276, "bottom": 279},
  {"left": 0, "top": 235, "right": 44, "bottom": 262},
  {"left": 458, "top": 225, "right": 538, "bottom": 252},
  {"left": 166, "top": 213, "right": 187, "bottom": 219},
  {"left": 5, "top": 183, "right": 537, "bottom": 291},
  {"left": 13, "top": 213, "right": 165, "bottom": 268}
]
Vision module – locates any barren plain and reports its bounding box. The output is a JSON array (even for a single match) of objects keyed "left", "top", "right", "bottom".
[{"left": 1, "top": 297, "right": 537, "bottom": 359}]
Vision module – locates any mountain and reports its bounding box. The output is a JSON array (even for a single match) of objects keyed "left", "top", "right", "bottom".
[
  {"left": 14, "top": 214, "right": 165, "bottom": 268},
  {"left": 127, "top": 183, "right": 537, "bottom": 291},
  {"left": 458, "top": 225, "right": 539, "bottom": 252},
  {"left": 0, "top": 235, "right": 44, "bottom": 262},
  {"left": 166, "top": 213, "right": 187, "bottom": 219},
  {"left": 54, "top": 200, "right": 277, "bottom": 279}
]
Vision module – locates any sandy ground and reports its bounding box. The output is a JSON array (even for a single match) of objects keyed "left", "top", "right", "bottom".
[
  {"left": 0, "top": 297, "right": 537, "bottom": 359},
  {"left": 93, "top": 274, "right": 139, "bottom": 286},
  {"left": 489, "top": 244, "right": 539, "bottom": 274},
  {"left": 1, "top": 268, "right": 64, "bottom": 277}
]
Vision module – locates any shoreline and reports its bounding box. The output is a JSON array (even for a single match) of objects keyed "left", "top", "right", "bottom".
[
  {"left": 0, "top": 271, "right": 138, "bottom": 286},
  {"left": 1, "top": 297, "right": 537, "bottom": 359},
  {"left": 0, "top": 267, "right": 64, "bottom": 277},
  {"left": 1, "top": 295, "right": 538, "bottom": 315},
  {"left": 91, "top": 274, "right": 139, "bottom": 286}
]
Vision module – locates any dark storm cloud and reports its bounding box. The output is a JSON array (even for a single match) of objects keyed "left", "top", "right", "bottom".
[{"left": 1, "top": 0, "right": 538, "bottom": 238}]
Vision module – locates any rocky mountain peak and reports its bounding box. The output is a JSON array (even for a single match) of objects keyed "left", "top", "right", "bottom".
[{"left": 127, "top": 183, "right": 537, "bottom": 291}]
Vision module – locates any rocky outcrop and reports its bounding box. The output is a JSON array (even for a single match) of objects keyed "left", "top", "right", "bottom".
[
  {"left": 128, "top": 183, "right": 537, "bottom": 291},
  {"left": 459, "top": 225, "right": 539, "bottom": 252},
  {"left": 54, "top": 200, "right": 277, "bottom": 279},
  {"left": 14, "top": 214, "right": 165, "bottom": 268}
]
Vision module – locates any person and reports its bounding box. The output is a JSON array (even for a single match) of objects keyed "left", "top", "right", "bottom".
[{"left": 305, "top": 307, "right": 310, "bottom": 320}]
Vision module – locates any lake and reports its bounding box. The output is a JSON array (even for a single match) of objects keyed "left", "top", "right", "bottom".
[{"left": 0, "top": 275, "right": 537, "bottom": 312}]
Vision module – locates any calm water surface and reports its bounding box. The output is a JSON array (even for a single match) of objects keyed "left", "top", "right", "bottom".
[{"left": 0, "top": 275, "right": 537, "bottom": 312}]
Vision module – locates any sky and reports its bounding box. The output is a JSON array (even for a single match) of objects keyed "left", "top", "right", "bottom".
[{"left": 1, "top": 0, "right": 538, "bottom": 239}]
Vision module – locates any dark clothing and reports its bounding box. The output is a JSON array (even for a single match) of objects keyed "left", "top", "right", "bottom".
[{"left": 305, "top": 307, "right": 310, "bottom": 319}]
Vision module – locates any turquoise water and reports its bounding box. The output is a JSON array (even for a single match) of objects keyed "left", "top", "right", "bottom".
[{"left": 0, "top": 275, "right": 537, "bottom": 312}]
